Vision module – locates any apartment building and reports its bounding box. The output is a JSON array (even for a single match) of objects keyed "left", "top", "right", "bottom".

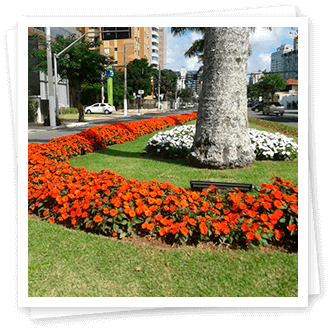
[
  {"left": 76, "top": 27, "right": 167, "bottom": 69},
  {"left": 270, "top": 43, "right": 298, "bottom": 80}
]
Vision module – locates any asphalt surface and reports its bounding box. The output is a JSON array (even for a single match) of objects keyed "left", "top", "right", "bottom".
[
  {"left": 28, "top": 108, "right": 197, "bottom": 144},
  {"left": 247, "top": 107, "right": 298, "bottom": 128},
  {"left": 28, "top": 107, "right": 298, "bottom": 144}
]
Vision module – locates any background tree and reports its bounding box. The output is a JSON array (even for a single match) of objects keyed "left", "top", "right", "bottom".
[
  {"left": 152, "top": 68, "right": 178, "bottom": 101},
  {"left": 28, "top": 33, "right": 113, "bottom": 122},
  {"left": 178, "top": 88, "right": 193, "bottom": 103},
  {"left": 258, "top": 72, "right": 288, "bottom": 102},
  {"left": 127, "top": 58, "right": 154, "bottom": 97},
  {"left": 247, "top": 80, "right": 270, "bottom": 101}
]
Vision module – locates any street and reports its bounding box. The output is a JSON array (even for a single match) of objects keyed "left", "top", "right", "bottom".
[
  {"left": 28, "top": 108, "right": 197, "bottom": 144},
  {"left": 28, "top": 107, "right": 298, "bottom": 144},
  {"left": 247, "top": 107, "right": 298, "bottom": 128}
]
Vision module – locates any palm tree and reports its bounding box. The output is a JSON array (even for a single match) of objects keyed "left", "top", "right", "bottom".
[{"left": 171, "top": 27, "right": 268, "bottom": 169}]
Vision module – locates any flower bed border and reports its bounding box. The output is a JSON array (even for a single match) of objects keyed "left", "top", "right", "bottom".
[{"left": 28, "top": 111, "right": 298, "bottom": 248}]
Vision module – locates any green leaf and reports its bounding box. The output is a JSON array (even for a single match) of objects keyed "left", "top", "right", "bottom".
[
  {"left": 134, "top": 218, "right": 144, "bottom": 224},
  {"left": 260, "top": 238, "right": 268, "bottom": 245},
  {"left": 113, "top": 224, "right": 119, "bottom": 232}
]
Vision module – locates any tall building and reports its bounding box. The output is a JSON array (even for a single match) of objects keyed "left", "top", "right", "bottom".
[
  {"left": 174, "top": 68, "right": 203, "bottom": 98},
  {"left": 248, "top": 70, "right": 265, "bottom": 85},
  {"left": 158, "top": 27, "right": 167, "bottom": 70},
  {"left": 270, "top": 44, "right": 298, "bottom": 80},
  {"left": 76, "top": 27, "right": 167, "bottom": 69},
  {"left": 77, "top": 27, "right": 150, "bottom": 67}
]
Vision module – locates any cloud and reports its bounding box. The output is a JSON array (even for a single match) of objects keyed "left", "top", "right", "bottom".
[
  {"left": 247, "top": 27, "right": 295, "bottom": 74},
  {"left": 167, "top": 29, "right": 203, "bottom": 71}
]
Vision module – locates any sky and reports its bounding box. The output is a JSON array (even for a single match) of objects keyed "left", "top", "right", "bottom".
[{"left": 166, "top": 27, "right": 298, "bottom": 75}]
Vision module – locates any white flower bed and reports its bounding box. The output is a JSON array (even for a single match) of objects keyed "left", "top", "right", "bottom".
[{"left": 145, "top": 125, "right": 298, "bottom": 161}]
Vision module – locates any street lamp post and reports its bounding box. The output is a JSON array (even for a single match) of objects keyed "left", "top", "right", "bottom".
[{"left": 124, "top": 43, "right": 140, "bottom": 116}]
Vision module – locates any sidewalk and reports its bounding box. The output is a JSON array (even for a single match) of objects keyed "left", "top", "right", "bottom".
[{"left": 28, "top": 108, "right": 169, "bottom": 134}]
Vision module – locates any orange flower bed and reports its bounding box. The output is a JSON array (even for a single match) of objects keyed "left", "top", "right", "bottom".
[{"left": 28, "top": 111, "right": 298, "bottom": 247}]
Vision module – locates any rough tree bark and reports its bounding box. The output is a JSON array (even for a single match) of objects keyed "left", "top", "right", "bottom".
[
  {"left": 189, "top": 27, "right": 255, "bottom": 169},
  {"left": 70, "top": 79, "right": 85, "bottom": 122}
]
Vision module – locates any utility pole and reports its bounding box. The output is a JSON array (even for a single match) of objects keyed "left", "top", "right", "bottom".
[
  {"left": 46, "top": 27, "right": 56, "bottom": 127},
  {"left": 124, "top": 43, "right": 140, "bottom": 116},
  {"left": 158, "top": 62, "right": 169, "bottom": 111}
]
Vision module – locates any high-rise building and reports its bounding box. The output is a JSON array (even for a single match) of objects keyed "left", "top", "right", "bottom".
[
  {"left": 270, "top": 44, "right": 298, "bottom": 80},
  {"left": 158, "top": 27, "right": 167, "bottom": 70},
  {"left": 76, "top": 27, "right": 167, "bottom": 69},
  {"left": 77, "top": 27, "right": 151, "bottom": 68}
]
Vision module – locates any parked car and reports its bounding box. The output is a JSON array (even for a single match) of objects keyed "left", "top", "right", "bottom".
[
  {"left": 84, "top": 103, "right": 116, "bottom": 114},
  {"left": 262, "top": 102, "right": 285, "bottom": 116},
  {"left": 251, "top": 101, "right": 265, "bottom": 112}
]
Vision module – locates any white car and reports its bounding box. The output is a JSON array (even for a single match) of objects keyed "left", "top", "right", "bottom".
[{"left": 84, "top": 103, "right": 116, "bottom": 114}]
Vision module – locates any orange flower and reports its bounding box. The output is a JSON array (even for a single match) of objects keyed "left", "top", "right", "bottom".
[
  {"left": 290, "top": 203, "right": 298, "bottom": 215},
  {"left": 94, "top": 214, "right": 103, "bottom": 223},
  {"left": 43, "top": 210, "right": 49, "bottom": 216},
  {"left": 49, "top": 217, "right": 55, "bottom": 224},
  {"left": 273, "top": 200, "right": 282, "bottom": 208},
  {"left": 147, "top": 223, "right": 154, "bottom": 231},
  {"left": 239, "top": 203, "right": 247, "bottom": 210},
  {"left": 263, "top": 202, "right": 272, "bottom": 210},
  {"left": 188, "top": 218, "right": 196, "bottom": 226},
  {"left": 274, "top": 229, "right": 283, "bottom": 239},
  {"left": 260, "top": 214, "right": 268, "bottom": 222},
  {"left": 241, "top": 223, "right": 249, "bottom": 231},
  {"left": 128, "top": 209, "right": 136, "bottom": 218},
  {"left": 245, "top": 195, "right": 254, "bottom": 204},
  {"left": 150, "top": 191, "right": 157, "bottom": 198},
  {"left": 246, "top": 232, "right": 254, "bottom": 240},
  {"left": 287, "top": 224, "right": 296, "bottom": 232},
  {"left": 159, "top": 228, "right": 166, "bottom": 236},
  {"left": 180, "top": 226, "right": 189, "bottom": 236},
  {"left": 273, "top": 190, "right": 282, "bottom": 199},
  {"left": 247, "top": 210, "right": 257, "bottom": 218},
  {"left": 110, "top": 209, "right": 118, "bottom": 217},
  {"left": 199, "top": 222, "right": 208, "bottom": 235},
  {"left": 144, "top": 208, "right": 152, "bottom": 217},
  {"left": 103, "top": 207, "right": 109, "bottom": 214},
  {"left": 255, "top": 233, "right": 261, "bottom": 240},
  {"left": 200, "top": 201, "right": 209, "bottom": 212}
]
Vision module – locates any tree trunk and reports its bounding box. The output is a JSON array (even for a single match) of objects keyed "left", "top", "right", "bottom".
[
  {"left": 70, "top": 79, "right": 85, "bottom": 122},
  {"left": 189, "top": 27, "right": 255, "bottom": 169}
]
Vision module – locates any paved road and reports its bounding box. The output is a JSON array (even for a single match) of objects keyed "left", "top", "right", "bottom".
[
  {"left": 28, "top": 108, "right": 197, "bottom": 144},
  {"left": 28, "top": 107, "right": 298, "bottom": 144},
  {"left": 248, "top": 107, "right": 298, "bottom": 128}
]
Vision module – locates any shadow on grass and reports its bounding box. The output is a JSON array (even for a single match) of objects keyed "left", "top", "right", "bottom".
[{"left": 94, "top": 147, "right": 196, "bottom": 169}]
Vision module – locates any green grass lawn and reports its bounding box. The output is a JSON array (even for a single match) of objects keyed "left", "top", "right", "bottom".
[
  {"left": 28, "top": 119, "right": 298, "bottom": 297},
  {"left": 69, "top": 120, "right": 298, "bottom": 189},
  {"left": 29, "top": 216, "right": 298, "bottom": 297}
]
